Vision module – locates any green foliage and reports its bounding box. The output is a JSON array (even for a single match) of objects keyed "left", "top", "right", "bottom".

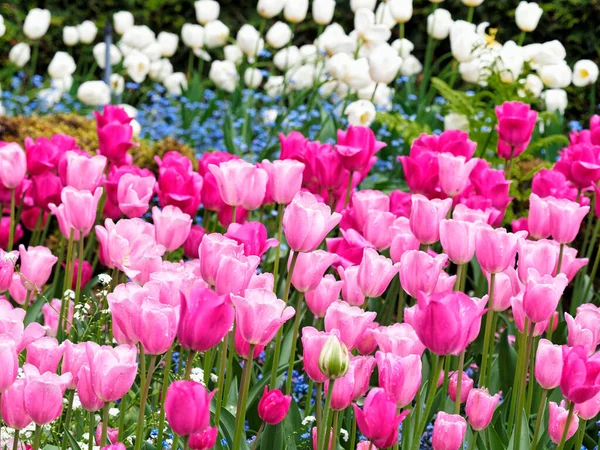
[{"left": 376, "top": 111, "right": 432, "bottom": 146}]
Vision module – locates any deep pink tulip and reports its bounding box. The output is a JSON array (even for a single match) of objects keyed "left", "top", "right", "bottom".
[
  {"left": 372, "top": 323, "right": 425, "bottom": 357},
  {"left": 94, "top": 105, "right": 132, "bottom": 127},
  {"left": 152, "top": 205, "right": 192, "bottom": 252},
  {"left": 311, "top": 427, "right": 333, "bottom": 450},
  {"left": 231, "top": 288, "right": 295, "bottom": 346},
  {"left": 465, "top": 388, "right": 500, "bottom": 431},
  {"left": 189, "top": 427, "right": 218, "bottom": 450},
  {"left": 324, "top": 300, "right": 376, "bottom": 350},
  {"left": 42, "top": 299, "right": 74, "bottom": 337},
  {"left": 495, "top": 101, "right": 537, "bottom": 150},
  {"left": 209, "top": 160, "right": 267, "bottom": 210},
  {"left": 561, "top": 345, "right": 600, "bottom": 403},
  {"left": 77, "top": 364, "right": 105, "bottom": 412},
  {"left": 522, "top": 268, "right": 568, "bottom": 323},
  {"left": 183, "top": 225, "right": 205, "bottom": 259},
  {"left": 234, "top": 326, "right": 266, "bottom": 360},
  {"left": 448, "top": 371, "right": 474, "bottom": 404},
  {"left": 225, "top": 222, "right": 278, "bottom": 257},
  {"left": 486, "top": 267, "right": 520, "bottom": 312},
  {"left": 178, "top": 286, "right": 234, "bottom": 353},
  {"left": 432, "top": 412, "right": 467, "bottom": 450},
  {"left": 413, "top": 291, "right": 484, "bottom": 356},
  {"left": 410, "top": 195, "right": 452, "bottom": 245},
  {"left": 398, "top": 152, "right": 439, "bottom": 197},
  {"left": 18, "top": 244, "right": 58, "bottom": 291},
  {"left": 117, "top": 173, "right": 155, "bottom": 218},
  {"left": 198, "top": 233, "right": 243, "bottom": 286},
  {"left": 575, "top": 391, "right": 600, "bottom": 421},
  {"left": 96, "top": 110, "right": 137, "bottom": 164},
  {"left": 438, "top": 153, "right": 478, "bottom": 198},
  {"left": 213, "top": 252, "right": 260, "bottom": 296},
  {"left": 61, "top": 151, "right": 106, "bottom": 192},
  {"left": 155, "top": 152, "right": 203, "bottom": 216},
  {"left": 1, "top": 379, "right": 32, "bottom": 429},
  {"left": 475, "top": 226, "right": 526, "bottom": 274},
  {"left": 24, "top": 134, "right": 78, "bottom": 175},
  {"left": 165, "top": 381, "right": 214, "bottom": 436},
  {"left": 565, "top": 304, "right": 600, "bottom": 355},
  {"left": 0, "top": 142, "right": 27, "bottom": 189},
  {"left": 351, "top": 190, "right": 390, "bottom": 231},
  {"left": 23, "top": 364, "right": 72, "bottom": 425},
  {"left": 327, "top": 228, "right": 373, "bottom": 269},
  {"left": 357, "top": 248, "right": 400, "bottom": 298},
  {"left": 511, "top": 293, "right": 557, "bottom": 337},
  {"left": 61, "top": 186, "right": 103, "bottom": 236},
  {"left": 516, "top": 238, "right": 558, "bottom": 284},
  {"left": 26, "top": 337, "right": 65, "bottom": 374},
  {"left": 528, "top": 193, "right": 551, "bottom": 239},
  {"left": 411, "top": 131, "right": 476, "bottom": 159},
  {"left": 556, "top": 143, "right": 600, "bottom": 189},
  {"left": 547, "top": 197, "right": 590, "bottom": 244},
  {"left": 439, "top": 219, "right": 479, "bottom": 265},
  {"left": 0, "top": 337, "right": 18, "bottom": 393},
  {"left": 258, "top": 387, "right": 292, "bottom": 424},
  {"left": 399, "top": 250, "right": 448, "bottom": 298},
  {"left": 262, "top": 159, "right": 305, "bottom": 204},
  {"left": 279, "top": 131, "right": 308, "bottom": 160},
  {"left": 548, "top": 401, "right": 580, "bottom": 444},
  {"left": 217, "top": 204, "right": 249, "bottom": 227},
  {"left": 337, "top": 265, "right": 366, "bottom": 307},
  {"left": 31, "top": 172, "right": 63, "bottom": 211},
  {"left": 336, "top": 126, "right": 386, "bottom": 173},
  {"left": 376, "top": 351, "right": 421, "bottom": 408},
  {"left": 314, "top": 143, "right": 345, "bottom": 191},
  {"left": 284, "top": 191, "right": 342, "bottom": 253},
  {"left": 62, "top": 340, "right": 88, "bottom": 389},
  {"left": 353, "top": 388, "right": 410, "bottom": 449},
  {"left": 85, "top": 343, "right": 138, "bottom": 402},
  {"left": 534, "top": 338, "right": 563, "bottom": 389},
  {"left": 512, "top": 217, "right": 529, "bottom": 234},
  {"left": 305, "top": 274, "right": 343, "bottom": 318},
  {"left": 532, "top": 168, "right": 579, "bottom": 202},
  {"left": 302, "top": 327, "right": 342, "bottom": 383}
]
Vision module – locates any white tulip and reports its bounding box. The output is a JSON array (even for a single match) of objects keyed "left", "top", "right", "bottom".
[
  {"left": 375, "top": 3, "right": 396, "bottom": 29},
  {"left": 287, "top": 64, "right": 318, "bottom": 90},
  {"left": 124, "top": 50, "right": 151, "bottom": 83},
  {"left": 497, "top": 41, "right": 524, "bottom": 83},
  {"left": 157, "top": 32, "right": 179, "bottom": 58},
  {"left": 51, "top": 75, "right": 73, "bottom": 93},
  {"left": 284, "top": 0, "right": 309, "bottom": 23},
  {"left": 204, "top": 20, "right": 230, "bottom": 48},
  {"left": 515, "top": 2, "right": 543, "bottom": 32},
  {"left": 113, "top": 11, "right": 134, "bottom": 35},
  {"left": 195, "top": 0, "right": 220, "bottom": 25},
  {"left": 444, "top": 113, "right": 470, "bottom": 131},
  {"left": 345, "top": 100, "right": 376, "bottom": 126},
  {"left": 530, "top": 40, "right": 566, "bottom": 67},
  {"left": 38, "top": 88, "right": 63, "bottom": 107},
  {"left": 326, "top": 52, "right": 352, "bottom": 79},
  {"left": 523, "top": 74, "right": 543, "bottom": 97},
  {"left": 164, "top": 72, "right": 188, "bottom": 95},
  {"left": 182, "top": 24, "right": 205, "bottom": 49},
  {"left": 543, "top": 88, "right": 568, "bottom": 114},
  {"left": 355, "top": 9, "right": 391, "bottom": 44},
  {"left": 24, "top": 8, "right": 51, "bottom": 40},
  {"left": 266, "top": 22, "right": 292, "bottom": 49},
  {"left": 300, "top": 45, "right": 318, "bottom": 63},
  {"left": 450, "top": 21, "right": 485, "bottom": 62},
  {"left": 143, "top": 41, "right": 163, "bottom": 62},
  {"left": 459, "top": 59, "right": 481, "bottom": 83},
  {"left": 244, "top": 68, "right": 264, "bottom": 88},
  {"left": 389, "top": 0, "right": 413, "bottom": 23},
  {"left": 93, "top": 43, "right": 122, "bottom": 69},
  {"left": 264, "top": 75, "right": 285, "bottom": 96},
  {"left": 538, "top": 63, "right": 572, "bottom": 89},
  {"left": 149, "top": 58, "right": 174, "bottom": 82},
  {"left": 263, "top": 109, "right": 279, "bottom": 123},
  {"left": 369, "top": 44, "right": 403, "bottom": 84},
  {"left": 257, "top": 0, "right": 286, "bottom": 19},
  {"left": 572, "top": 60, "right": 599, "bottom": 87},
  {"left": 118, "top": 41, "right": 134, "bottom": 57},
  {"left": 274, "top": 46, "right": 302, "bottom": 71},
  {"left": 351, "top": 0, "right": 376, "bottom": 12},
  {"left": 237, "top": 24, "right": 264, "bottom": 60},
  {"left": 316, "top": 24, "right": 356, "bottom": 55},
  {"left": 400, "top": 54, "right": 423, "bottom": 76},
  {"left": 119, "top": 104, "right": 138, "bottom": 119},
  {"left": 427, "top": 9, "right": 453, "bottom": 40},
  {"left": 358, "top": 83, "right": 392, "bottom": 109},
  {"left": 392, "top": 38, "right": 414, "bottom": 58},
  {"left": 77, "top": 20, "right": 97, "bottom": 44},
  {"left": 110, "top": 74, "right": 125, "bottom": 95},
  {"left": 0, "top": 15, "right": 5, "bottom": 37},
  {"left": 343, "top": 57, "right": 372, "bottom": 89},
  {"left": 130, "top": 120, "right": 141, "bottom": 137},
  {"left": 462, "top": 0, "right": 484, "bottom": 6},
  {"left": 48, "top": 52, "right": 76, "bottom": 79},
  {"left": 209, "top": 60, "right": 239, "bottom": 92},
  {"left": 224, "top": 44, "right": 243, "bottom": 64},
  {"left": 77, "top": 81, "right": 111, "bottom": 106},
  {"left": 63, "top": 27, "right": 79, "bottom": 46},
  {"left": 121, "top": 25, "right": 156, "bottom": 49},
  {"left": 312, "top": 0, "right": 336, "bottom": 25}
]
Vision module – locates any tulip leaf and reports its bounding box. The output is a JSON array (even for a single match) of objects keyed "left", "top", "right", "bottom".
[
  {"left": 247, "top": 361, "right": 289, "bottom": 411},
  {"left": 64, "top": 427, "right": 82, "bottom": 450},
  {"left": 507, "top": 412, "right": 530, "bottom": 450},
  {"left": 283, "top": 401, "right": 303, "bottom": 450},
  {"left": 210, "top": 402, "right": 245, "bottom": 450},
  {"left": 318, "top": 114, "right": 337, "bottom": 144},
  {"left": 498, "top": 329, "right": 517, "bottom": 397},
  {"left": 223, "top": 111, "right": 236, "bottom": 155},
  {"left": 488, "top": 425, "right": 507, "bottom": 450},
  {"left": 260, "top": 423, "right": 284, "bottom": 450},
  {"left": 24, "top": 293, "right": 47, "bottom": 325}
]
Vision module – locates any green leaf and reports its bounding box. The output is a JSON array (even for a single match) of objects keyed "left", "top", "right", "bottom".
[
  {"left": 210, "top": 402, "right": 245, "bottom": 450},
  {"left": 283, "top": 401, "right": 303, "bottom": 450},
  {"left": 247, "top": 361, "right": 289, "bottom": 410},
  {"left": 260, "top": 423, "right": 284, "bottom": 450},
  {"left": 24, "top": 294, "right": 47, "bottom": 325},
  {"left": 498, "top": 329, "right": 518, "bottom": 397},
  {"left": 64, "top": 427, "right": 82, "bottom": 450},
  {"left": 488, "top": 426, "right": 507, "bottom": 450},
  {"left": 223, "top": 112, "right": 236, "bottom": 154},
  {"left": 318, "top": 114, "right": 337, "bottom": 143}
]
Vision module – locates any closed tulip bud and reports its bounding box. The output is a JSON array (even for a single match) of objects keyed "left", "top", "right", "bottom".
[
  {"left": 23, "top": 364, "right": 72, "bottom": 425},
  {"left": 515, "top": 1, "right": 543, "bottom": 32},
  {"left": 257, "top": 0, "right": 286, "bottom": 18},
  {"left": 448, "top": 371, "right": 473, "bottom": 404},
  {"left": 466, "top": 388, "right": 500, "bottom": 431},
  {"left": 189, "top": 427, "right": 218, "bottom": 450},
  {"left": 319, "top": 336, "right": 350, "bottom": 379},
  {"left": 547, "top": 197, "right": 590, "bottom": 244},
  {"left": 209, "top": 160, "right": 268, "bottom": 210},
  {"left": 77, "top": 365, "right": 104, "bottom": 412},
  {"left": 284, "top": 0, "right": 309, "bottom": 23},
  {"left": 1, "top": 379, "right": 32, "bottom": 430},
  {"left": 427, "top": 9, "right": 453, "bottom": 40},
  {"left": 194, "top": 0, "right": 220, "bottom": 25},
  {"left": 410, "top": 194, "right": 452, "bottom": 245},
  {"left": 261, "top": 159, "right": 305, "bottom": 204},
  {"left": 198, "top": 233, "right": 244, "bottom": 286},
  {"left": 376, "top": 351, "right": 421, "bottom": 408},
  {"left": 432, "top": 412, "right": 467, "bottom": 450},
  {"left": 26, "top": 337, "right": 65, "bottom": 374},
  {"left": 9, "top": 43, "right": 31, "bottom": 68},
  {"left": 0, "top": 338, "right": 18, "bottom": 393},
  {"left": 389, "top": 0, "right": 413, "bottom": 23},
  {"left": 266, "top": 21, "right": 292, "bottom": 49},
  {"left": 534, "top": 339, "right": 563, "bottom": 389},
  {"left": 183, "top": 225, "right": 205, "bottom": 259},
  {"left": 475, "top": 226, "right": 527, "bottom": 274},
  {"left": 523, "top": 268, "right": 568, "bottom": 324},
  {"left": 24, "top": 8, "right": 51, "bottom": 40},
  {"left": 399, "top": 250, "right": 448, "bottom": 298},
  {"left": 258, "top": 387, "right": 292, "bottom": 424},
  {"left": 487, "top": 267, "right": 520, "bottom": 312},
  {"left": 305, "top": 274, "right": 343, "bottom": 318},
  {"left": 62, "top": 187, "right": 103, "bottom": 236},
  {"left": 165, "top": 381, "right": 215, "bottom": 436},
  {"left": 63, "top": 26, "right": 79, "bottom": 46},
  {"left": 363, "top": 210, "right": 396, "bottom": 250},
  {"left": 19, "top": 245, "right": 58, "bottom": 292},
  {"left": 527, "top": 193, "right": 551, "bottom": 239},
  {"left": 214, "top": 253, "right": 261, "bottom": 296},
  {"left": 62, "top": 151, "right": 107, "bottom": 192},
  {"left": 440, "top": 219, "right": 479, "bottom": 265},
  {"left": 516, "top": 238, "right": 558, "bottom": 284},
  {"left": 324, "top": 300, "right": 377, "bottom": 350},
  {"left": 495, "top": 101, "right": 538, "bottom": 150},
  {"left": 139, "top": 299, "right": 178, "bottom": 355},
  {"left": 312, "top": 0, "right": 335, "bottom": 25},
  {"left": 85, "top": 343, "right": 138, "bottom": 402},
  {"left": 548, "top": 401, "right": 579, "bottom": 444}
]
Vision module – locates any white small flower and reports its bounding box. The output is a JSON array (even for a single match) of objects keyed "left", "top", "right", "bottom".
[
  {"left": 98, "top": 274, "right": 112, "bottom": 285},
  {"left": 302, "top": 415, "right": 316, "bottom": 425},
  {"left": 210, "top": 373, "right": 219, "bottom": 383},
  {"left": 345, "top": 99, "right": 376, "bottom": 127},
  {"left": 64, "top": 289, "right": 76, "bottom": 300},
  {"left": 4, "top": 252, "right": 17, "bottom": 263},
  {"left": 340, "top": 429, "right": 349, "bottom": 442},
  {"left": 109, "top": 408, "right": 120, "bottom": 417}
]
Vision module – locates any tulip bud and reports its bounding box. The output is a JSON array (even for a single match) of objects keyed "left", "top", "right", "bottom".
[
  {"left": 258, "top": 387, "right": 292, "bottom": 425},
  {"left": 318, "top": 336, "right": 350, "bottom": 379},
  {"left": 465, "top": 388, "right": 500, "bottom": 431}
]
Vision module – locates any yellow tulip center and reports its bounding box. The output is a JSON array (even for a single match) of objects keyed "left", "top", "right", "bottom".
[{"left": 580, "top": 68, "right": 590, "bottom": 78}]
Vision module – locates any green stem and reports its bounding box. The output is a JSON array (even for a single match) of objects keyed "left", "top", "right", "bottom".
[
  {"left": 455, "top": 351, "right": 465, "bottom": 414},
  {"left": 344, "top": 172, "right": 354, "bottom": 208},
  {"left": 89, "top": 411, "right": 95, "bottom": 450},
  {"left": 60, "top": 390, "right": 75, "bottom": 450},
  {"left": 582, "top": 239, "right": 600, "bottom": 304},
  {"left": 101, "top": 403, "right": 110, "bottom": 446},
  {"left": 74, "top": 237, "right": 84, "bottom": 305},
  {"left": 32, "top": 425, "right": 42, "bottom": 450},
  {"left": 556, "top": 243, "right": 565, "bottom": 275},
  {"left": 183, "top": 435, "right": 190, "bottom": 450},
  {"left": 232, "top": 345, "right": 255, "bottom": 450},
  {"left": 485, "top": 312, "right": 499, "bottom": 387},
  {"left": 331, "top": 410, "right": 340, "bottom": 450},
  {"left": 530, "top": 389, "right": 548, "bottom": 450},
  {"left": 135, "top": 355, "right": 157, "bottom": 450},
  {"left": 316, "top": 383, "right": 323, "bottom": 436},
  {"left": 318, "top": 379, "right": 335, "bottom": 450},
  {"left": 478, "top": 273, "right": 496, "bottom": 386},
  {"left": 469, "top": 430, "right": 478, "bottom": 450},
  {"left": 252, "top": 423, "right": 265, "bottom": 450},
  {"left": 556, "top": 402, "right": 575, "bottom": 450},
  {"left": 467, "top": 6, "right": 474, "bottom": 23},
  {"left": 215, "top": 336, "right": 229, "bottom": 425},
  {"left": 304, "top": 377, "right": 314, "bottom": 418},
  {"left": 517, "top": 31, "right": 526, "bottom": 46},
  {"left": 508, "top": 329, "right": 526, "bottom": 433},
  {"left": 349, "top": 409, "right": 357, "bottom": 450},
  {"left": 224, "top": 332, "right": 235, "bottom": 399},
  {"left": 8, "top": 189, "right": 15, "bottom": 251},
  {"left": 184, "top": 350, "right": 195, "bottom": 380},
  {"left": 514, "top": 321, "right": 533, "bottom": 450},
  {"left": 397, "top": 286, "right": 406, "bottom": 321},
  {"left": 441, "top": 356, "right": 451, "bottom": 409},
  {"left": 12, "top": 431, "right": 19, "bottom": 450},
  {"left": 272, "top": 203, "right": 284, "bottom": 290},
  {"left": 232, "top": 205, "right": 237, "bottom": 225},
  {"left": 285, "top": 292, "right": 305, "bottom": 394},
  {"left": 156, "top": 348, "right": 173, "bottom": 446},
  {"left": 574, "top": 420, "right": 586, "bottom": 450},
  {"left": 118, "top": 394, "right": 128, "bottom": 442}
]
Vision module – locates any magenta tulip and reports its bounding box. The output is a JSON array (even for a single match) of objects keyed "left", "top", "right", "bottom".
[
  {"left": 336, "top": 126, "right": 386, "bottom": 173},
  {"left": 189, "top": 427, "right": 218, "bottom": 450},
  {"left": 560, "top": 345, "right": 600, "bottom": 403},
  {"left": 183, "top": 225, "right": 205, "bottom": 259},
  {"left": 495, "top": 101, "right": 537, "bottom": 149},
  {"left": 165, "top": 380, "right": 214, "bottom": 436},
  {"left": 225, "top": 222, "right": 278, "bottom": 257},
  {"left": 258, "top": 387, "right": 292, "bottom": 424}
]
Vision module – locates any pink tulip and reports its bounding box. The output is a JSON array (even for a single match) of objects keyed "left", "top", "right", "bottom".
[
  {"left": 178, "top": 286, "right": 234, "bottom": 353},
  {"left": 511, "top": 293, "right": 557, "bottom": 337},
  {"left": 231, "top": 288, "right": 295, "bottom": 346},
  {"left": 49, "top": 202, "right": 80, "bottom": 241},
  {"left": 62, "top": 151, "right": 107, "bottom": 191},
  {"left": 327, "top": 228, "right": 374, "bottom": 268},
  {"left": 440, "top": 219, "right": 479, "bottom": 265},
  {"left": 575, "top": 391, "right": 600, "bottom": 421},
  {"left": 117, "top": 173, "right": 155, "bottom": 218},
  {"left": 95, "top": 424, "right": 119, "bottom": 445},
  {"left": 23, "top": 364, "right": 72, "bottom": 425},
  {"left": 448, "top": 371, "right": 473, "bottom": 404},
  {"left": 0, "top": 142, "right": 27, "bottom": 189},
  {"left": 390, "top": 219, "right": 420, "bottom": 263},
  {"left": 411, "top": 130, "right": 477, "bottom": 159},
  {"left": 0, "top": 306, "right": 45, "bottom": 354},
  {"left": 0, "top": 337, "right": 18, "bottom": 393},
  {"left": 357, "top": 248, "right": 400, "bottom": 298},
  {"left": 353, "top": 388, "right": 409, "bottom": 449},
  {"left": 225, "top": 222, "right": 278, "bottom": 257},
  {"left": 18, "top": 244, "right": 58, "bottom": 291},
  {"left": 410, "top": 195, "right": 452, "bottom": 245},
  {"left": 555, "top": 244, "right": 588, "bottom": 282},
  {"left": 372, "top": 323, "right": 425, "bottom": 357},
  {"left": 209, "top": 160, "right": 267, "bottom": 210},
  {"left": 189, "top": 427, "right": 218, "bottom": 450},
  {"left": 475, "top": 226, "right": 527, "bottom": 274},
  {"left": 516, "top": 239, "right": 558, "bottom": 284},
  {"left": 214, "top": 252, "right": 260, "bottom": 296},
  {"left": 107, "top": 282, "right": 146, "bottom": 344},
  {"left": 284, "top": 191, "right": 342, "bottom": 252},
  {"left": 399, "top": 250, "right": 448, "bottom": 298},
  {"left": 528, "top": 193, "right": 551, "bottom": 239},
  {"left": 138, "top": 298, "right": 178, "bottom": 355},
  {"left": 356, "top": 442, "right": 377, "bottom": 450},
  {"left": 183, "top": 225, "right": 205, "bottom": 259},
  {"left": 62, "top": 340, "right": 88, "bottom": 389},
  {"left": 548, "top": 401, "right": 580, "bottom": 444},
  {"left": 234, "top": 326, "right": 266, "bottom": 360},
  {"left": 258, "top": 387, "right": 292, "bottom": 424},
  {"left": 432, "top": 412, "right": 467, "bottom": 450},
  {"left": 547, "top": 197, "right": 590, "bottom": 244},
  {"left": 42, "top": 299, "right": 74, "bottom": 337},
  {"left": 302, "top": 327, "right": 342, "bottom": 383},
  {"left": 351, "top": 190, "right": 390, "bottom": 231},
  {"left": 86, "top": 343, "right": 138, "bottom": 402},
  {"left": 495, "top": 101, "right": 537, "bottom": 150},
  {"left": 438, "top": 153, "right": 478, "bottom": 197},
  {"left": 522, "top": 268, "right": 568, "bottom": 323},
  {"left": 452, "top": 204, "right": 492, "bottom": 223},
  {"left": 337, "top": 265, "right": 366, "bottom": 307},
  {"left": 324, "top": 361, "right": 358, "bottom": 411},
  {"left": 325, "top": 300, "right": 376, "bottom": 350},
  {"left": 61, "top": 186, "right": 103, "bottom": 236},
  {"left": 413, "top": 291, "right": 484, "bottom": 356},
  {"left": 247, "top": 272, "right": 274, "bottom": 291},
  {"left": 152, "top": 205, "right": 192, "bottom": 252},
  {"left": 1, "top": 379, "right": 32, "bottom": 430},
  {"left": 336, "top": 126, "right": 386, "bottom": 173},
  {"left": 363, "top": 210, "right": 396, "bottom": 250},
  {"left": 0, "top": 249, "right": 16, "bottom": 291},
  {"left": 350, "top": 355, "right": 377, "bottom": 400},
  {"left": 376, "top": 351, "right": 422, "bottom": 408},
  {"left": 262, "top": 159, "right": 305, "bottom": 204},
  {"left": 465, "top": 388, "right": 500, "bottom": 431},
  {"left": 565, "top": 304, "right": 600, "bottom": 355},
  {"left": 291, "top": 250, "right": 338, "bottom": 293},
  {"left": 198, "top": 233, "right": 244, "bottom": 286},
  {"left": 305, "top": 274, "right": 343, "bottom": 318},
  {"left": 155, "top": 152, "right": 203, "bottom": 216},
  {"left": 561, "top": 345, "right": 600, "bottom": 403},
  {"left": 26, "top": 337, "right": 65, "bottom": 374},
  {"left": 487, "top": 267, "right": 520, "bottom": 312},
  {"left": 398, "top": 152, "right": 440, "bottom": 197},
  {"left": 311, "top": 427, "right": 333, "bottom": 450},
  {"left": 77, "top": 365, "right": 105, "bottom": 412},
  {"left": 165, "top": 381, "right": 214, "bottom": 436},
  {"left": 534, "top": 338, "right": 563, "bottom": 389}
]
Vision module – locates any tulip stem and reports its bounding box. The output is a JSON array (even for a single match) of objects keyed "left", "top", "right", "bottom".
[
  {"left": 556, "top": 402, "right": 575, "bottom": 450},
  {"left": 397, "top": 287, "right": 406, "bottom": 321},
  {"left": 232, "top": 345, "right": 254, "bottom": 450},
  {"left": 441, "top": 356, "right": 451, "bottom": 408},
  {"left": 8, "top": 188, "right": 15, "bottom": 251},
  {"left": 252, "top": 423, "right": 265, "bottom": 450},
  {"left": 304, "top": 377, "right": 314, "bottom": 418},
  {"left": 478, "top": 273, "right": 496, "bottom": 387},
  {"left": 574, "top": 419, "right": 586, "bottom": 450},
  {"left": 508, "top": 328, "right": 526, "bottom": 433},
  {"left": 135, "top": 354, "right": 157, "bottom": 450},
  {"left": 286, "top": 292, "right": 305, "bottom": 395},
  {"left": 316, "top": 383, "right": 323, "bottom": 435},
  {"left": 318, "top": 378, "right": 335, "bottom": 450},
  {"left": 184, "top": 350, "right": 195, "bottom": 380},
  {"left": 75, "top": 237, "right": 84, "bottom": 305},
  {"left": 411, "top": 355, "right": 445, "bottom": 450},
  {"left": 581, "top": 241, "right": 600, "bottom": 305},
  {"left": 156, "top": 348, "right": 173, "bottom": 447},
  {"left": 454, "top": 264, "right": 464, "bottom": 292},
  {"left": 232, "top": 205, "right": 237, "bottom": 225},
  {"left": 183, "top": 435, "right": 190, "bottom": 450},
  {"left": 224, "top": 332, "right": 235, "bottom": 398},
  {"left": 530, "top": 389, "right": 547, "bottom": 450},
  {"left": 467, "top": 7, "right": 475, "bottom": 23},
  {"left": 215, "top": 337, "right": 229, "bottom": 426},
  {"left": 60, "top": 390, "right": 75, "bottom": 450},
  {"left": 12, "top": 431, "right": 19, "bottom": 450},
  {"left": 514, "top": 321, "right": 533, "bottom": 450},
  {"left": 517, "top": 31, "right": 526, "bottom": 46},
  {"left": 118, "top": 394, "right": 128, "bottom": 442},
  {"left": 556, "top": 243, "right": 565, "bottom": 275},
  {"left": 101, "top": 403, "right": 110, "bottom": 446},
  {"left": 272, "top": 203, "right": 285, "bottom": 290},
  {"left": 331, "top": 411, "right": 340, "bottom": 450},
  {"left": 455, "top": 351, "right": 465, "bottom": 414},
  {"left": 32, "top": 425, "right": 42, "bottom": 450},
  {"left": 344, "top": 172, "right": 354, "bottom": 208},
  {"left": 368, "top": 441, "right": 374, "bottom": 450},
  {"left": 349, "top": 408, "right": 356, "bottom": 450},
  {"left": 88, "top": 411, "right": 95, "bottom": 450},
  {"left": 469, "top": 431, "right": 478, "bottom": 450}
]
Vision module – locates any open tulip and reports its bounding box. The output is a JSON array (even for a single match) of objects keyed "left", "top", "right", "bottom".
[
  {"left": 466, "top": 388, "right": 500, "bottom": 431},
  {"left": 516, "top": 238, "right": 558, "bottom": 283},
  {"left": 165, "top": 381, "right": 214, "bottom": 436},
  {"left": 565, "top": 304, "right": 600, "bottom": 355},
  {"left": 291, "top": 250, "right": 338, "bottom": 293},
  {"left": 225, "top": 222, "right": 278, "bottom": 257},
  {"left": 324, "top": 300, "right": 376, "bottom": 350},
  {"left": 336, "top": 126, "right": 386, "bottom": 173},
  {"left": 372, "top": 323, "right": 425, "bottom": 357},
  {"left": 560, "top": 345, "right": 600, "bottom": 403},
  {"left": 547, "top": 197, "right": 590, "bottom": 244},
  {"left": 522, "top": 268, "right": 568, "bottom": 323},
  {"left": 357, "top": 248, "right": 400, "bottom": 298},
  {"left": 26, "top": 337, "right": 65, "bottom": 374}
]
